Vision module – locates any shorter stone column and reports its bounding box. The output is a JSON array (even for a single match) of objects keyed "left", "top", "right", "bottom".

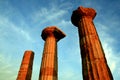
[
  {"left": 17, "top": 50, "right": 34, "bottom": 80},
  {"left": 39, "top": 26, "right": 66, "bottom": 80}
]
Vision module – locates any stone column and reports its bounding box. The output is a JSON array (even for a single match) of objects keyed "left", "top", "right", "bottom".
[
  {"left": 39, "top": 26, "right": 66, "bottom": 80},
  {"left": 71, "top": 6, "right": 113, "bottom": 80},
  {"left": 17, "top": 50, "right": 34, "bottom": 80}
]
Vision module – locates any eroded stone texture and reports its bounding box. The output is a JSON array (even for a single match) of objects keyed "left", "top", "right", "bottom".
[
  {"left": 17, "top": 50, "right": 34, "bottom": 80},
  {"left": 39, "top": 26, "right": 66, "bottom": 80},
  {"left": 71, "top": 6, "right": 113, "bottom": 80}
]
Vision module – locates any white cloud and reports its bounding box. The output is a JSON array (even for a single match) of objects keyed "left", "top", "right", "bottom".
[
  {"left": 96, "top": 22, "right": 120, "bottom": 79},
  {"left": 31, "top": 7, "right": 67, "bottom": 25},
  {"left": 0, "top": 16, "right": 33, "bottom": 42},
  {"left": 30, "top": 2, "right": 73, "bottom": 27},
  {"left": 102, "top": 39, "right": 120, "bottom": 79},
  {"left": 0, "top": 53, "right": 18, "bottom": 80},
  {"left": 0, "top": 16, "right": 35, "bottom": 80},
  {"left": 103, "top": 42, "right": 116, "bottom": 72},
  {"left": 58, "top": 2, "right": 73, "bottom": 10}
]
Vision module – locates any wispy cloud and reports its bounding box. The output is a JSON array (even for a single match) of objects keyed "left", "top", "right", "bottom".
[
  {"left": 0, "top": 16, "right": 34, "bottom": 42},
  {"left": 96, "top": 22, "right": 120, "bottom": 79},
  {"left": 30, "top": 1, "right": 73, "bottom": 26},
  {"left": 0, "top": 4, "right": 35, "bottom": 79},
  {"left": 103, "top": 39, "right": 120, "bottom": 79},
  {"left": 0, "top": 53, "right": 18, "bottom": 80},
  {"left": 0, "top": 0, "right": 35, "bottom": 42},
  {"left": 31, "top": 7, "right": 67, "bottom": 25}
]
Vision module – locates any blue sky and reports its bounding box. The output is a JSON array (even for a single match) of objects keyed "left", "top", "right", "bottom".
[{"left": 0, "top": 0, "right": 120, "bottom": 80}]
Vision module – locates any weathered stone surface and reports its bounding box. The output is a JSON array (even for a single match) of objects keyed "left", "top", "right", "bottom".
[
  {"left": 39, "top": 26, "right": 66, "bottom": 80},
  {"left": 71, "top": 6, "right": 113, "bottom": 80},
  {"left": 71, "top": 6, "right": 96, "bottom": 27},
  {"left": 41, "top": 26, "right": 66, "bottom": 41},
  {"left": 17, "top": 50, "right": 34, "bottom": 80}
]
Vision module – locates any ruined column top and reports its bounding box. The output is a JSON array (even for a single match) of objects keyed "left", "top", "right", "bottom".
[
  {"left": 25, "top": 50, "right": 34, "bottom": 53},
  {"left": 24, "top": 50, "right": 34, "bottom": 57},
  {"left": 41, "top": 26, "right": 66, "bottom": 41},
  {"left": 71, "top": 6, "right": 96, "bottom": 27}
]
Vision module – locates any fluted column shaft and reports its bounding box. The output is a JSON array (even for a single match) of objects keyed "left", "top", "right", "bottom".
[
  {"left": 79, "top": 16, "right": 113, "bottom": 80},
  {"left": 40, "top": 36, "right": 57, "bottom": 80},
  {"left": 17, "top": 51, "right": 34, "bottom": 80},
  {"left": 71, "top": 6, "right": 113, "bottom": 80},
  {"left": 39, "top": 26, "right": 65, "bottom": 80}
]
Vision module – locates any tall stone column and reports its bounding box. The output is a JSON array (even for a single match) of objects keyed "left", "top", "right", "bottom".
[
  {"left": 71, "top": 6, "right": 113, "bottom": 80},
  {"left": 17, "top": 50, "right": 34, "bottom": 80},
  {"left": 39, "top": 26, "right": 66, "bottom": 80}
]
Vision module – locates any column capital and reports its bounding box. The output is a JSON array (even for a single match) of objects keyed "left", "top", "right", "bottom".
[
  {"left": 71, "top": 6, "right": 96, "bottom": 27},
  {"left": 41, "top": 26, "right": 66, "bottom": 41}
]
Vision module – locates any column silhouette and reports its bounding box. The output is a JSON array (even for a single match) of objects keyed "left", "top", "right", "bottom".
[
  {"left": 17, "top": 50, "right": 34, "bottom": 80},
  {"left": 71, "top": 6, "right": 113, "bottom": 80},
  {"left": 39, "top": 26, "right": 66, "bottom": 80}
]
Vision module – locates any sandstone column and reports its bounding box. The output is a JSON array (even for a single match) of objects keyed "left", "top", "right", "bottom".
[
  {"left": 39, "top": 26, "right": 66, "bottom": 80},
  {"left": 17, "top": 50, "right": 34, "bottom": 80},
  {"left": 71, "top": 6, "right": 113, "bottom": 80}
]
